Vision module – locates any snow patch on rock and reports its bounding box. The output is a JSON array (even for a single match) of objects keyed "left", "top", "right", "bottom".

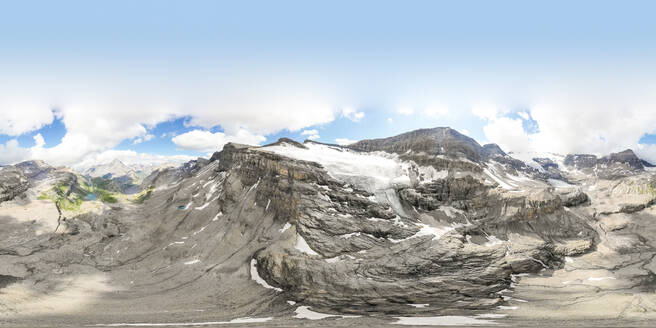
[
  {"left": 393, "top": 315, "right": 500, "bottom": 326},
  {"left": 279, "top": 222, "right": 292, "bottom": 233},
  {"left": 295, "top": 234, "right": 319, "bottom": 255},
  {"left": 264, "top": 142, "right": 414, "bottom": 193},
  {"left": 250, "top": 259, "right": 282, "bottom": 292},
  {"left": 294, "top": 306, "right": 359, "bottom": 320}
]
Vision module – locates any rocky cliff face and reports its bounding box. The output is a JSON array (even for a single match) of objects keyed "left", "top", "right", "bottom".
[
  {"left": 0, "top": 168, "right": 29, "bottom": 203},
  {"left": 348, "top": 127, "right": 487, "bottom": 161},
  {"left": 244, "top": 140, "right": 596, "bottom": 313},
  {"left": 564, "top": 149, "right": 646, "bottom": 179}
]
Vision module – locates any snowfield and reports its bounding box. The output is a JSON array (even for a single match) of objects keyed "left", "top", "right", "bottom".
[{"left": 264, "top": 142, "right": 444, "bottom": 193}]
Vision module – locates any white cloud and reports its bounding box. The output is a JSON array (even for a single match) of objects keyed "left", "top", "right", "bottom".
[
  {"left": 397, "top": 107, "right": 414, "bottom": 115},
  {"left": 387, "top": 117, "right": 393, "bottom": 123},
  {"left": 301, "top": 129, "right": 320, "bottom": 140},
  {"left": 172, "top": 129, "right": 266, "bottom": 152},
  {"left": 0, "top": 101, "right": 55, "bottom": 136},
  {"left": 33, "top": 133, "right": 46, "bottom": 147},
  {"left": 5, "top": 63, "right": 656, "bottom": 168},
  {"left": 0, "top": 140, "right": 30, "bottom": 165},
  {"left": 517, "top": 111, "right": 530, "bottom": 120},
  {"left": 0, "top": 78, "right": 345, "bottom": 167},
  {"left": 482, "top": 117, "right": 532, "bottom": 153},
  {"left": 335, "top": 138, "right": 356, "bottom": 146},
  {"left": 636, "top": 144, "right": 656, "bottom": 165},
  {"left": 423, "top": 107, "right": 448, "bottom": 118},
  {"left": 133, "top": 134, "right": 154, "bottom": 144},
  {"left": 341, "top": 107, "right": 364, "bottom": 122},
  {"left": 476, "top": 97, "right": 656, "bottom": 159},
  {"left": 0, "top": 136, "right": 193, "bottom": 168},
  {"left": 301, "top": 129, "right": 318, "bottom": 136}
]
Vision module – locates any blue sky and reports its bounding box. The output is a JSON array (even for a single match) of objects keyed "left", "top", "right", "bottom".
[{"left": 2, "top": 0, "right": 656, "bottom": 167}]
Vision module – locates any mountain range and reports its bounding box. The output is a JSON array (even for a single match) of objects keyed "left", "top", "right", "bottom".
[{"left": 1, "top": 127, "right": 656, "bottom": 327}]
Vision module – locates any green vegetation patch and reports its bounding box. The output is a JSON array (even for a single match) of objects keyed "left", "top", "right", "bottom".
[
  {"left": 96, "top": 189, "right": 118, "bottom": 203},
  {"left": 37, "top": 192, "right": 54, "bottom": 201},
  {"left": 636, "top": 184, "right": 656, "bottom": 196},
  {"left": 82, "top": 177, "right": 120, "bottom": 203},
  {"left": 132, "top": 187, "right": 153, "bottom": 204},
  {"left": 58, "top": 197, "right": 82, "bottom": 211},
  {"left": 91, "top": 177, "right": 111, "bottom": 190}
]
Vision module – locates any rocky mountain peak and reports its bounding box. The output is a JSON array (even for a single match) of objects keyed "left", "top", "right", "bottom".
[
  {"left": 263, "top": 137, "right": 308, "bottom": 149},
  {"left": 563, "top": 148, "right": 648, "bottom": 179},
  {"left": 13, "top": 160, "right": 56, "bottom": 180},
  {"left": 84, "top": 159, "right": 134, "bottom": 179},
  {"left": 563, "top": 154, "right": 599, "bottom": 169},
  {"left": 347, "top": 127, "right": 486, "bottom": 161},
  {"left": 602, "top": 149, "right": 644, "bottom": 170},
  {"left": 482, "top": 143, "right": 507, "bottom": 158}
]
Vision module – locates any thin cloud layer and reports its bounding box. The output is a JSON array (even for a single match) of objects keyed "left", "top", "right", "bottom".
[{"left": 172, "top": 129, "right": 266, "bottom": 152}]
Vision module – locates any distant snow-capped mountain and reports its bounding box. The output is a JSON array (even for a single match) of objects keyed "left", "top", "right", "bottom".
[
  {"left": 82, "top": 159, "right": 177, "bottom": 180},
  {"left": 84, "top": 159, "right": 135, "bottom": 179}
]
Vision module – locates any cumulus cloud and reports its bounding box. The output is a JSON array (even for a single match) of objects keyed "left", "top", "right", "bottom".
[
  {"left": 482, "top": 116, "right": 533, "bottom": 153},
  {"left": 301, "top": 129, "right": 320, "bottom": 140},
  {"left": 301, "top": 129, "right": 318, "bottom": 136},
  {"left": 133, "top": 134, "right": 155, "bottom": 144},
  {"left": 0, "top": 134, "right": 192, "bottom": 168},
  {"left": 0, "top": 139, "right": 30, "bottom": 165},
  {"left": 172, "top": 129, "right": 266, "bottom": 152},
  {"left": 636, "top": 144, "right": 656, "bottom": 165},
  {"left": 335, "top": 138, "right": 356, "bottom": 146},
  {"left": 341, "top": 107, "right": 364, "bottom": 122},
  {"left": 476, "top": 97, "right": 656, "bottom": 159},
  {"left": 0, "top": 101, "right": 56, "bottom": 136},
  {"left": 0, "top": 74, "right": 348, "bottom": 167},
  {"left": 33, "top": 133, "right": 46, "bottom": 147},
  {"left": 5, "top": 60, "right": 656, "bottom": 168}
]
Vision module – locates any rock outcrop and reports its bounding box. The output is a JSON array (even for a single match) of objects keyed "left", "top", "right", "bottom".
[
  {"left": 0, "top": 168, "right": 29, "bottom": 203},
  {"left": 564, "top": 149, "right": 645, "bottom": 179},
  {"left": 348, "top": 127, "right": 487, "bottom": 161}
]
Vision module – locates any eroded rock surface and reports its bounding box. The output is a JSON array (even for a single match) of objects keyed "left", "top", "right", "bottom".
[{"left": 0, "top": 168, "right": 29, "bottom": 203}]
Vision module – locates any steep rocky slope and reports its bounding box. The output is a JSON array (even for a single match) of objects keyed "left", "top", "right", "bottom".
[{"left": 255, "top": 139, "right": 595, "bottom": 313}]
